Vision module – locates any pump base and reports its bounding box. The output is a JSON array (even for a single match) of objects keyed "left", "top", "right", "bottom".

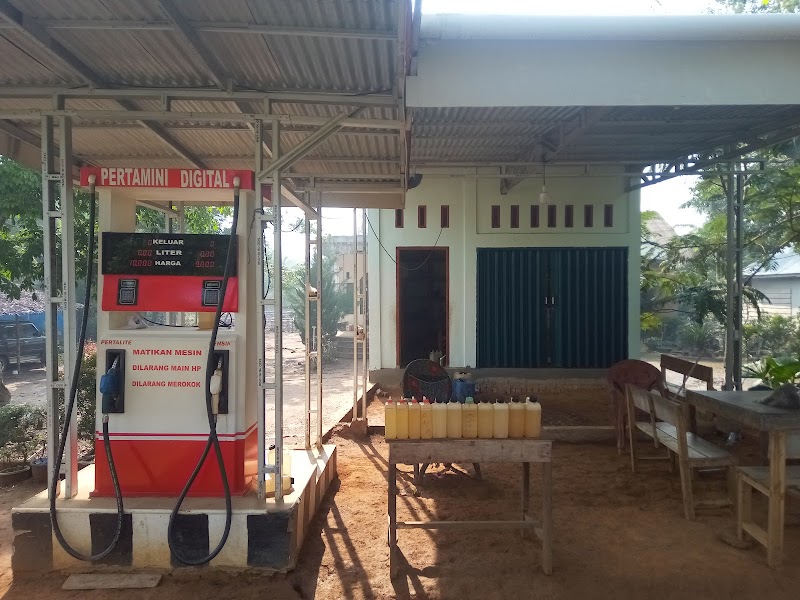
[{"left": 11, "top": 445, "right": 336, "bottom": 572}]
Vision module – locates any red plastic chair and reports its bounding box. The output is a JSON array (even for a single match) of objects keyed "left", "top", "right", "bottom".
[{"left": 607, "top": 359, "right": 667, "bottom": 454}]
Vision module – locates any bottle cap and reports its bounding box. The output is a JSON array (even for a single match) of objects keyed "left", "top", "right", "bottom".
[
  {"left": 398, "top": 397, "right": 406, "bottom": 403},
  {"left": 512, "top": 396, "right": 521, "bottom": 403},
  {"left": 411, "top": 397, "right": 419, "bottom": 404},
  {"left": 422, "top": 398, "right": 431, "bottom": 404},
  {"left": 465, "top": 396, "right": 474, "bottom": 403},
  {"left": 386, "top": 396, "right": 394, "bottom": 404}
]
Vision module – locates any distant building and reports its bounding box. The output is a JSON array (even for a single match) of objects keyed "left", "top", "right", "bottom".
[
  {"left": 325, "top": 236, "right": 366, "bottom": 327},
  {"left": 745, "top": 250, "right": 799, "bottom": 319}
]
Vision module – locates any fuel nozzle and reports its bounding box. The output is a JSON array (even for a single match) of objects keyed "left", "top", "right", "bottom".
[
  {"left": 100, "top": 357, "right": 121, "bottom": 414},
  {"left": 210, "top": 358, "right": 223, "bottom": 416}
]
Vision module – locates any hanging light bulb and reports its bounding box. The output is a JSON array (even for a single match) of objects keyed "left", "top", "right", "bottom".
[{"left": 538, "top": 158, "right": 549, "bottom": 205}]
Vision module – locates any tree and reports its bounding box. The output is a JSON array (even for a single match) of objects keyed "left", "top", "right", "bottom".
[
  {"left": 712, "top": 0, "right": 800, "bottom": 12},
  {"left": 0, "top": 156, "right": 95, "bottom": 300},
  {"left": 284, "top": 238, "right": 350, "bottom": 360},
  {"left": 135, "top": 205, "right": 232, "bottom": 234}
]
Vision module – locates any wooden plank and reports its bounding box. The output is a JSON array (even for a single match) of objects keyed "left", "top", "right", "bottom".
[
  {"left": 396, "top": 520, "right": 537, "bottom": 530},
  {"left": 685, "top": 390, "right": 800, "bottom": 432},
  {"left": 389, "top": 439, "right": 551, "bottom": 465},
  {"left": 62, "top": 574, "right": 161, "bottom": 590},
  {"left": 660, "top": 354, "right": 714, "bottom": 385},
  {"left": 742, "top": 521, "right": 769, "bottom": 548},
  {"left": 542, "top": 461, "right": 553, "bottom": 575},
  {"left": 388, "top": 462, "right": 397, "bottom": 578},
  {"left": 767, "top": 430, "right": 786, "bottom": 568}
]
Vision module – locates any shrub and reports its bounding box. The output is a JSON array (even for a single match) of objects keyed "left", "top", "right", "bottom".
[
  {"left": 0, "top": 403, "right": 46, "bottom": 464},
  {"left": 77, "top": 342, "right": 97, "bottom": 448}
]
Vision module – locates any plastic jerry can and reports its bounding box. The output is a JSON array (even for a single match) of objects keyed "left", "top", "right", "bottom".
[
  {"left": 447, "top": 399, "right": 463, "bottom": 438},
  {"left": 408, "top": 398, "right": 421, "bottom": 439},
  {"left": 396, "top": 397, "right": 409, "bottom": 439},
  {"left": 420, "top": 397, "right": 433, "bottom": 439},
  {"left": 478, "top": 399, "right": 494, "bottom": 439},
  {"left": 524, "top": 396, "right": 542, "bottom": 438},
  {"left": 508, "top": 397, "right": 525, "bottom": 438},
  {"left": 265, "top": 445, "right": 293, "bottom": 494},
  {"left": 432, "top": 400, "right": 448, "bottom": 438},
  {"left": 385, "top": 397, "right": 397, "bottom": 439},
  {"left": 493, "top": 399, "right": 509, "bottom": 439},
  {"left": 462, "top": 397, "right": 478, "bottom": 438}
]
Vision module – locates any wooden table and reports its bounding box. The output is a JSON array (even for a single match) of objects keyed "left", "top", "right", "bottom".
[
  {"left": 387, "top": 439, "right": 553, "bottom": 578},
  {"left": 685, "top": 389, "right": 800, "bottom": 568}
]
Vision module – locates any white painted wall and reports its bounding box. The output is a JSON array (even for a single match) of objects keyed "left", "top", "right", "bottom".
[
  {"left": 367, "top": 166, "right": 640, "bottom": 369},
  {"left": 408, "top": 39, "right": 800, "bottom": 107},
  {"left": 748, "top": 277, "right": 797, "bottom": 317}
]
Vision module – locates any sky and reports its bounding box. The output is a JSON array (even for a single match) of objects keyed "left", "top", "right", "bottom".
[{"left": 280, "top": 0, "right": 717, "bottom": 260}]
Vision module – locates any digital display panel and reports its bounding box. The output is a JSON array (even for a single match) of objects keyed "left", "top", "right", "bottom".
[{"left": 101, "top": 233, "right": 237, "bottom": 277}]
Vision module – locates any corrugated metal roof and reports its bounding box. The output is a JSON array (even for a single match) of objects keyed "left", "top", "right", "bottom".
[{"left": 747, "top": 250, "right": 800, "bottom": 278}]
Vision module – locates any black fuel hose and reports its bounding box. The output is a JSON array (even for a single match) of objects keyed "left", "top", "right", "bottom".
[
  {"left": 50, "top": 183, "right": 125, "bottom": 561},
  {"left": 167, "top": 184, "right": 239, "bottom": 565}
]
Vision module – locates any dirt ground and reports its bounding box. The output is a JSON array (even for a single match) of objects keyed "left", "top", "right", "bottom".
[{"left": 2, "top": 394, "right": 800, "bottom": 598}]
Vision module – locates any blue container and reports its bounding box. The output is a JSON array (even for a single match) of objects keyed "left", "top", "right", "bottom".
[{"left": 452, "top": 379, "right": 476, "bottom": 404}]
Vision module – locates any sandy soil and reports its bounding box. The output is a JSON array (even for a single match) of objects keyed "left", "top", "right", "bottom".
[{"left": 2, "top": 419, "right": 799, "bottom": 599}]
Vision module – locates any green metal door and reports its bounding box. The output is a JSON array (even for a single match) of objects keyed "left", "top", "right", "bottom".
[{"left": 476, "top": 247, "right": 628, "bottom": 368}]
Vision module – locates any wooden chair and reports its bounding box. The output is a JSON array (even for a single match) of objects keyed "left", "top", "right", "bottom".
[
  {"left": 607, "top": 359, "right": 668, "bottom": 454},
  {"left": 660, "top": 354, "right": 715, "bottom": 432},
  {"left": 737, "top": 432, "right": 800, "bottom": 559},
  {"left": 626, "top": 384, "right": 736, "bottom": 520},
  {"left": 401, "top": 359, "right": 480, "bottom": 484}
]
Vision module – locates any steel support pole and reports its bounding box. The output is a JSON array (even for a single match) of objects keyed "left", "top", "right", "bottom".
[
  {"left": 361, "top": 209, "right": 368, "bottom": 420},
  {"left": 254, "top": 119, "right": 266, "bottom": 500},
  {"left": 733, "top": 173, "right": 744, "bottom": 390},
  {"left": 352, "top": 208, "right": 359, "bottom": 420},
  {"left": 725, "top": 167, "right": 736, "bottom": 391},
  {"left": 59, "top": 106, "right": 78, "bottom": 496},
  {"left": 41, "top": 115, "right": 60, "bottom": 498},
  {"left": 303, "top": 200, "right": 312, "bottom": 450},
  {"left": 315, "top": 191, "right": 323, "bottom": 448},
  {"left": 273, "top": 118, "right": 284, "bottom": 502}
]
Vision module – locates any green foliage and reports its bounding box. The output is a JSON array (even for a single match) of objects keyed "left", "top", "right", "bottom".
[
  {"left": 136, "top": 205, "right": 233, "bottom": 234},
  {"left": 77, "top": 342, "right": 97, "bottom": 446},
  {"left": 676, "top": 319, "right": 723, "bottom": 355},
  {"left": 284, "top": 241, "right": 350, "bottom": 361},
  {"left": 0, "top": 403, "right": 46, "bottom": 463},
  {"left": 713, "top": 0, "right": 800, "bottom": 12},
  {"left": 743, "top": 356, "right": 800, "bottom": 388}
]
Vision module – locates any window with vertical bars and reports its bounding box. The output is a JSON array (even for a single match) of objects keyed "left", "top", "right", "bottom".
[
  {"left": 564, "top": 204, "right": 574, "bottom": 228},
  {"left": 531, "top": 205, "right": 540, "bottom": 228},
  {"left": 441, "top": 205, "right": 450, "bottom": 228},
  {"left": 418, "top": 205, "right": 427, "bottom": 228},
  {"left": 604, "top": 204, "right": 614, "bottom": 227},
  {"left": 395, "top": 208, "right": 404, "bottom": 228},
  {"left": 510, "top": 205, "right": 520, "bottom": 228},
  {"left": 584, "top": 205, "right": 593, "bottom": 228},
  {"left": 547, "top": 205, "right": 557, "bottom": 228},
  {"left": 491, "top": 205, "right": 500, "bottom": 228}
]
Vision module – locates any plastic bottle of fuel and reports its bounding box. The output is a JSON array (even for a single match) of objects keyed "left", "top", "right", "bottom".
[
  {"left": 420, "top": 397, "right": 433, "bottom": 439},
  {"left": 384, "top": 397, "right": 397, "bottom": 440},
  {"left": 447, "top": 398, "right": 463, "bottom": 438},
  {"left": 396, "top": 397, "right": 409, "bottom": 440},
  {"left": 432, "top": 399, "right": 448, "bottom": 438},
  {"left": 478, "top": 398, "right": 494, "bottom": 439},
  {"left": 493, "top": 398, "right": 509, "bottom": 439},
  {"left": 508, "top": 396, "right": 525, "bottom": 438},
  {"left": 462, "top": 396, "right": 478, "bottom": 438},
  {"left": 408, "top": 398, "right": 421, "bottom": 439},
  {"left": 524, "top": 396, "right": 542, "bottom": 438}
]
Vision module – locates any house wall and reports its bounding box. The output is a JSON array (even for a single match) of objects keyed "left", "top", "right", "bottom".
[
  {"left": 367, "top": 166, "right": 641, "bottom": 369},
  {"left": 748, "top": 276, "right": 797, "bottom": 318}
]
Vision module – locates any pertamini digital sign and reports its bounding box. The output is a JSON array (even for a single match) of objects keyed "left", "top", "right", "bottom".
[{"left": 102, "top": 233, "right": 237, "bottom": 277}]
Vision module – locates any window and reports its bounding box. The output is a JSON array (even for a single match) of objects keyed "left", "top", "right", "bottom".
[
  {"left": 564, "top": 205, "right": 574, "bottom": 228},
  {"left": 394, "top": 209, "right": 404, "bottom": 228},
  {"left": 547, "top": 204, "right": 557, "bottom": 228},
  {"left": 441, "top": 205, "right": 450, "bottom": 228},
  {"left": 584, "top": 205, "right": 593, "bottom": 228},
  {"left": 346, "top": 271, "right": 350, "bottom": 280},
  {"left": 418, "top": 205, "right": 427, "bottom": 228},
  {"left": 604, "top": 204, "right": 614, "bottom": 227},
  {"left": 510, "top": 205, "right": 520, "bottom": 229},
  {"left": 491, "top": 205, "right": 500, "bottom": 229},
  {"left": 530, "top": 205, "right": 540, "bottom": 228}
]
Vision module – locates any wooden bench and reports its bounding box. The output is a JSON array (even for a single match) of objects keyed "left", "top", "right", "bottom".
[
  {"left": 737, "top": 432, "right": 800, "bottom": 561},
  {"left": 660, "top": 354, "right": 715, "bottom": 432},
  {"left": 626, "top": 384, "right": 736, "bottom": 520}
]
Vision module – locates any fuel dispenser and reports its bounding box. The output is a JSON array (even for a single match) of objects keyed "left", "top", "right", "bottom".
[{"left": 51, "top": 167, "right": 262, "bottom": 565}]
